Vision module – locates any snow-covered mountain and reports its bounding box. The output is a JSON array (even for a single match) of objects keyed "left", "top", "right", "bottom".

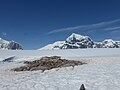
[
  {"left": 94, "top": 39, "right": 120, "bottom": 48},
  {"left": 102, "top": 39, "right": 119, "bottom": 48},
  {"left": 0, "top": 38, "right": 23, "bottom": 50},
  {"left": 39, "top": 33, "right": 120, "bottom": 50},
  {"left": 62, "top": 33, "right": 94, "bottom": 49}
]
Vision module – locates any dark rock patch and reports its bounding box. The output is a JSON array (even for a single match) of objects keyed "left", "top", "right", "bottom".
[
  {"left": 3, "top": 56, "right": 15, "bottom": 62},
  {"left": 13, "top": 56, "right": 86, "bottom": 72}
]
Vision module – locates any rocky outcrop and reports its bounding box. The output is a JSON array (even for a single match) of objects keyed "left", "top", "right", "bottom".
[{"left": 13, "top": 56, "right": 86, "bottom": 72}]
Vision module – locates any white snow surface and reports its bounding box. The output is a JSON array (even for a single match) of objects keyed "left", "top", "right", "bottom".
[
  {"left": 39, "top": 41, "right": 65, "bottom": 50},
  {"left": 0, "top": 48, "right": 120, "bottom": 90}
]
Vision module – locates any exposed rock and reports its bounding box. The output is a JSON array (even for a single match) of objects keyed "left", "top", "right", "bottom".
[
  {"left": 2, "top": 56, "right": 15, "bottom": 62},
  {"left": 13, "top": 56, "right": 86, "bottom": 72}
]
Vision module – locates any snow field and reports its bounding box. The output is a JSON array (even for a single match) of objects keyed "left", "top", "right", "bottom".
[{"left": 0, "top": 49, "right": 120, "bottom": 90}]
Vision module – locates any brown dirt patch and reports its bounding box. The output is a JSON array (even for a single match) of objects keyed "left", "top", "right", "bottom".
[{"left": 13, "top": 56, "right": 86, "bottom": 72}]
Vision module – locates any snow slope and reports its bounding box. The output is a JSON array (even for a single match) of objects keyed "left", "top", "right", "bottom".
[
  {"left": 0, "top": 49, "right": 120, "bottom": 90},
  {"left": 40, "top": 41, "right": 65, "bottom": 50}
]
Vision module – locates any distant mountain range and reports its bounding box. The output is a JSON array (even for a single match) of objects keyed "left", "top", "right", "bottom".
[
  {"left": 0, "top": 38, "right": 23, "bottom": 50},
  {"left": 40, "top": 33, "right": 120, "bottom": 50}
]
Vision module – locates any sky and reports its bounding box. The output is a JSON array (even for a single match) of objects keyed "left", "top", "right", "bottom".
[{"left": 0, "top": 0, "right": 120, "bottom": 49}]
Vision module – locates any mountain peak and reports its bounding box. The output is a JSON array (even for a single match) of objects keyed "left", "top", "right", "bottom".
[
  {"left": 0, "top": 38, "right": 23, "bottom": 50},
  {"left": 71, "top": 33, "right": 83, "bottom": 37},
  {"left": 66, "top": 33, "right": 91, "bottom": 44},
  {"left": 103, "top": 39, "right": 114, "bottom": 42},
  {"left": 67, "top": 33, "right": 87, "bottom": 40}
]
